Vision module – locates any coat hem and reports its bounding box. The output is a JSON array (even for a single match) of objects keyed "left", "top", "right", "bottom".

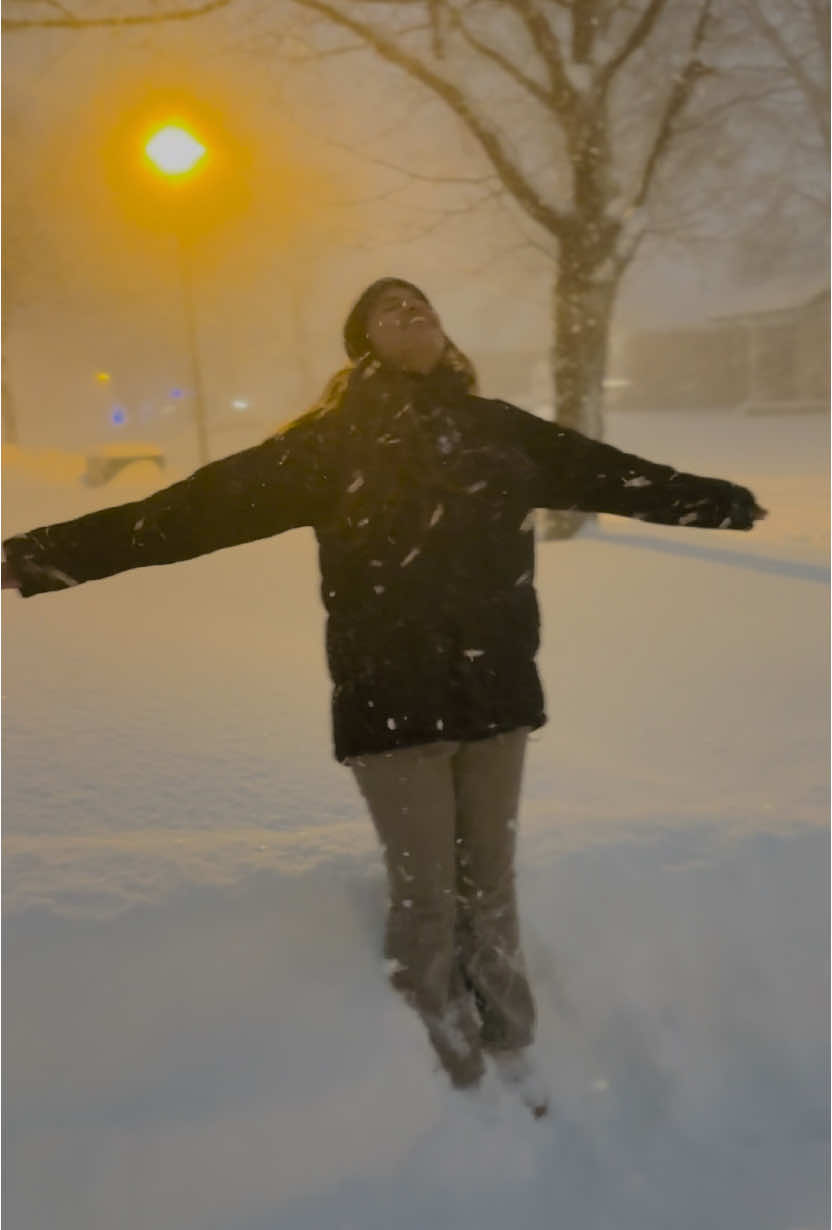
[{"left": 335, "top": 715, "right": 546, "bottom": 764}]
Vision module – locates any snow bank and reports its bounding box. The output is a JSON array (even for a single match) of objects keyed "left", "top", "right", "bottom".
[{"left": 3, "top": 409, "right": 828, "bottom": 1229}]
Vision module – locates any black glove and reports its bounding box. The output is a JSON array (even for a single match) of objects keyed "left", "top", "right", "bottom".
[{"left": 724, "top": 486, "right": 767, "bottom": 531}]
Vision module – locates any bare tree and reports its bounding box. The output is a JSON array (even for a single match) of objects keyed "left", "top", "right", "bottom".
[
  {"left": 7, "top": 0, "right": 824, "bottom": 477},
  {"left": 270, "top": 0, "right": 719, "bottom": 464}
]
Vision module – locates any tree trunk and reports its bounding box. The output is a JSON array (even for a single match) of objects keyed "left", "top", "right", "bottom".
[{"left": 544, "top": 221, "right": 618, "bottom": 540}]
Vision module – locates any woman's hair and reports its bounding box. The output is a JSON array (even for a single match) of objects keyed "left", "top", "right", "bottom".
[{"left": 306, "top": 338, "right": 478, "bottom": 424}]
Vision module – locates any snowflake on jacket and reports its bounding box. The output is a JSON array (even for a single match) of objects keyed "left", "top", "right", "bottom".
[{"left": 3, "top": 349, "right": 760, "bottom": 760}]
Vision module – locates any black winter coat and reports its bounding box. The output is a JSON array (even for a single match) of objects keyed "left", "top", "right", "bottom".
[{"left": 3, "top": 359, "right": 759, "bottom": 761}]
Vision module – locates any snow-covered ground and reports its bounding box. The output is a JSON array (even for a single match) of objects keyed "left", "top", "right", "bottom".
[{"left": 3, "top": 408, "right": 829, "bottom": 1230}]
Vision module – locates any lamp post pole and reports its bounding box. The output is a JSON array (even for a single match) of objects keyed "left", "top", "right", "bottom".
[
  {"left": 144, "top": 124, "right": 211, "bottom": 469},
  {"left": 176, "top": 229, "right": 210, "bottom": 468}
]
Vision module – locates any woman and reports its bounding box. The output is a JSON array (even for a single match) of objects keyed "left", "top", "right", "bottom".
[{"left": 2, "top": 277, "right": 766, "bottom": 1117}]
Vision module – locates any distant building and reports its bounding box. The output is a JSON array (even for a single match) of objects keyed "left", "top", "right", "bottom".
[
  {"left": 610, "top": 279, "right": 830, "bottom": 412},
  {"left": 712, "top": 285, "right": 829, "bottom": 412}
]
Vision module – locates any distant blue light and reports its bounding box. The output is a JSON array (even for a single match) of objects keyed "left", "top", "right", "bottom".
[
  {"left": 170, "top": 387, "right": 184, "bottom": 399},
  {"left": 111, "top": 406, "right": 128, "bottom": 426}
]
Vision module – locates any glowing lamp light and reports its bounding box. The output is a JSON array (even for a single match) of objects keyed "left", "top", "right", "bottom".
[
  {"left": 145, "top": 126, "right": 206, "bottom": 176},
  {"left": 231, "top": 398, "right": 249, "bottom": 411},
  {"left": 95, "top": 371, "right": 111, "bottom": 384}
]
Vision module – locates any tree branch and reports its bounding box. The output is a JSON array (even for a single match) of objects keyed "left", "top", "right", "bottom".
[
  {"left": 306, "top": 126, "right": 501, "bottom": 186},
  {"left": 613, "top": 228, "right": 645, "bottom": 280},
  {"left": 284, "top": 22, "right": 435, "bottom": 62},
  {"left": 739, "top": 0, "right": 828, "bottom": 142},
  {"left": 673, "top": 82, "right": 799, "bottom": 130},
  {"left": 806, "top": 0, "right": 830, "bottom": 74},
  {"left": 448, "top": 7, "right": 555, "bottom": 109},
  {"left": 504, "top": 0, "right": 578, "bottom": 112},
  {"left": 290, "top": 0, "right": 566, "bottom": 235},
  {"left": 629, "top": 0, "right": 714, "bottom": 211},
  {"left": 284, "top": 40, "right": 372, "bottom": 61},
  {"left": 429, "top": 0, "right": 443, "bottom": 57},
  {"left": 3, "top": 0, "right": 231, "bottom": 30},
  {"left": 597, "top": 0, "right": 669, "bottom": 91}
]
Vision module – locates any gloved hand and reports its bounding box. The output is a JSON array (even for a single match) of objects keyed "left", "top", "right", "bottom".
[{"left": 725, "top": 487, "right": 768, "bottom": 530}]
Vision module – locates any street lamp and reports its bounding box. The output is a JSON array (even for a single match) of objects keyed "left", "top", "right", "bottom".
[
  {"left": 145, "top": 125, "right": 205, "bottom": 176},
  {"left": 144, "top": 124, "right": 210, "bottom": 467}
]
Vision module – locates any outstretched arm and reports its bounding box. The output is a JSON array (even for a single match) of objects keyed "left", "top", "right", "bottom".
[
  {"left": 512, "top": 409, "right": 766, "bottom": 530},
  {"left": 3, "top": 414, "right": 334, "bottom": 598}
]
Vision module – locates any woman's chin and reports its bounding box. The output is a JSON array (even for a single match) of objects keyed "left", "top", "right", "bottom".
[{"left": 401, "top": 337, "right": 446, "bottom": 373}]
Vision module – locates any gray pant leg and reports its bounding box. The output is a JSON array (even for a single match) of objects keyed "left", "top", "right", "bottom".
[
  {"left": 453, "top": 729, "right": 536, "bottom": 1051},
  {"left": 350, "top": 741, "right": 485, "bottom": 1086}
]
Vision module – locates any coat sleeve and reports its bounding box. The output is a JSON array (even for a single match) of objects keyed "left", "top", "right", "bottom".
[
  {"left": 3, "top": 411, "right": 336, "bottom": 597},
  {"left": 506, "top": 406, "right": 760, "bottom": 530}
]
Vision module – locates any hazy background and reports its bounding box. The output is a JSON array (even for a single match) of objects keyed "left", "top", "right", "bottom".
[
  {"left": 2, "top": 4, "right": 829, "bottom": 1229},
  {"left": 3, "top": 0, "right": 828, "bottom": 458}
]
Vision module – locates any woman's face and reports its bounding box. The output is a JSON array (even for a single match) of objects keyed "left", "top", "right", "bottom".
[{"left": 364, "top": 284, "right": 446, "bottom": 374}]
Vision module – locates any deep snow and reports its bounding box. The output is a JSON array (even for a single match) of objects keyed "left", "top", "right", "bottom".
[{"left": 2, "top": 408, "right": 829, "bottom": 1230}]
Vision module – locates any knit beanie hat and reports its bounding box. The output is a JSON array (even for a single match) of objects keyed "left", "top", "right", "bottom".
[{"left": 343, "top": 277, "right": 430, "bottom": 360}]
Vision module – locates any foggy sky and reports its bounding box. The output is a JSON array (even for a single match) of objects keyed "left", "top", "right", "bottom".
[{"left": 3, "top": 1, "right": 828, "bottom": 452}]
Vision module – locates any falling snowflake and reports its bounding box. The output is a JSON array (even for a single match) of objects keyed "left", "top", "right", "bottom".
[{"left": 41, "top": 567, "right": 78, "bottom": 588}]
